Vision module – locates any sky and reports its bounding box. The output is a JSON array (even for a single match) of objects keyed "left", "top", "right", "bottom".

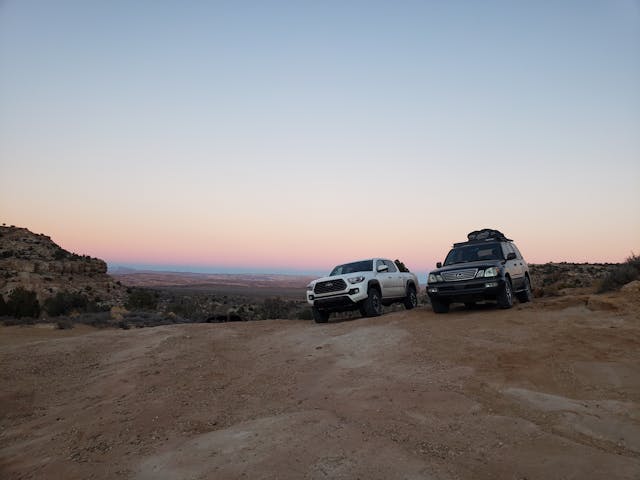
[{"left": 1, "top": 0, "right": 639, "bottom": 275}]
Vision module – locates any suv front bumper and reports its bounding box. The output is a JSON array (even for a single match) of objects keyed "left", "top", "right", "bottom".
[{"left": 426, "top": 277, "right": 506, "bottom": 303}]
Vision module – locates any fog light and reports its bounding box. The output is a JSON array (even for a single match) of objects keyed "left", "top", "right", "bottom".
[
  {"left": 348, "top": 288, "right": 360, "bottom": 295},
  {"left": 308, "top": 295, "right": 314, "bottom": 300},
  {"left": 484, "top": 282, "right": 498, "bottom": 288},
  {"left": 428, "top": 287, "right": 438, "bottom": 293}
]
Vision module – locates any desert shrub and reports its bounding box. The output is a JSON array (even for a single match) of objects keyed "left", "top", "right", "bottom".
[
  {"left": 261, "top": 297, "right": 292, "bottom": 319},
  {"left": 6, "top": 287, "right": 40, "bottom": 319},
  {"left": 297, "top": 307, "right": 314, "bottom": 320},
  {"left": 55, "top": 318, "right": 74, "bottom": 330},
  {"left": 74, "top": 312, "right": 112, "bottom": 328},
  {"left": 43, "top": 291, "right": 89, "bottom": 316},
  {"left": 0, "top": 294, "right": 7, "bottom": 316},
  {"left": 125, "top": 288, "right": 159, "bottom": 310},
  {"left": 598, "top": 254, "right": 640, "bottom": 292}
]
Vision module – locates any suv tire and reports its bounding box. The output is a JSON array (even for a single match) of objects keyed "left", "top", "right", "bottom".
[
  {"left": 403, "top": 285, "right": 418, "bottom": 310},
  {"left": 363, "top": 287, "right": 383, "bottom": 317},
  {"left": 431, "top": 298, "right": 450, "bottom": 314},
  {"left": 516, "top": 276, "right": 533, "bottom": 303},
  {"left": 312, "top": 307, "right": 329, "bottom": 323},
  {"left": 497, "top": 279, "right": 513, "bottom": 309}
]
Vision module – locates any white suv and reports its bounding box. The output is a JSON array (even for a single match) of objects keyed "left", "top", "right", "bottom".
[{"left": 306, "top": 258, "right": 420, "bottom": 323}]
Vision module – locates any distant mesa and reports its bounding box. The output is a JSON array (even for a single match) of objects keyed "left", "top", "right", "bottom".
[{"left": 0, "top": 225, "right": 126, "bottom": 308}]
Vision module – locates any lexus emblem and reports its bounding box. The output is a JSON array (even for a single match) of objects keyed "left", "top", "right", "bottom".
[{"left": 326, "top": 282, "right": 333, "bottom": 287}]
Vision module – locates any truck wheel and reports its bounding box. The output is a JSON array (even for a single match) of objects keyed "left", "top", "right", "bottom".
[
  {"left": 312, "top": 307, "right": 329, "bottom": 323},
  {"left": 403, "top": 285, "right": 418, "bottom": 310},
  {"left": 497, "top": 279, "right": 513, "bottom": 309},
  {"left": 431, "top": 298, "right": 449, "bottom": 313},
  {"left": 363, "top": 287, "right": 383, "bottom": 317},
  {"left": 516, "top": 276, "right": 533, "bottom": 303}
]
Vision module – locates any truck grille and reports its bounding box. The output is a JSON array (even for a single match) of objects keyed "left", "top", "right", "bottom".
[
  {"left": 314, "top": 279, "right": 347, "bottom": 294},
  {"left": 441, "top": 269, "right": 477, "bottom": 282}
]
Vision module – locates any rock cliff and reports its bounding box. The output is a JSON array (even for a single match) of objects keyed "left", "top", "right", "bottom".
[{"left": 0, "top": 226, "right": 126, "bottom": 307}]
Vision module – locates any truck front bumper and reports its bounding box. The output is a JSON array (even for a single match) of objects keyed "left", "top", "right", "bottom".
[{"left": 307, "top": 286, "right": 368, "bottom": 312}]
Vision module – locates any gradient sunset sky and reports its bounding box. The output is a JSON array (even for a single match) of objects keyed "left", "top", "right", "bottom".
[{"left": 1, "top": 1, "right": 639, "bottom": 275}]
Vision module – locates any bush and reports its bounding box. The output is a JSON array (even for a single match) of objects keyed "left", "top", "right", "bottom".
[
  {"left": 6, "top": 287, "right": 40, "bottom": 319},
  {"left": 598, "top": 254, "right": 640, "bottom": 293},
  {"left": 125, "top": 288, "right": 159, "bottom": 310},
  {"left": 261, "top": 297, "right": 292, "bottom": 320},
  {"left": 0, "top": 294, "right": 7, "bottom": 316},
  {"left": 44, "top": 291, "right": 89, "bottom": 316},
  {"left": 56, "top": 318, "right": 74, "bottom": 330}
]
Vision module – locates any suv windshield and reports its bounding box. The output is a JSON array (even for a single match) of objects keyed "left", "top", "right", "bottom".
[
  {"left": 444, "top": 242, "right": 503, "bottom": 266},
  {"left": 330, "top": 260, "right": 373, "bottom": 276}
]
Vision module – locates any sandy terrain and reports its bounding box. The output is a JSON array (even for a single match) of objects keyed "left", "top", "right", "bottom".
[{"left": 1, "top": 289, "right": 639, "bottom": 479}]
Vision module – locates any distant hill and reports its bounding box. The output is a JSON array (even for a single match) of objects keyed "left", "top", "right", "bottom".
[{"left": 0, "top": 225, "right": 126, "bottom": 307}]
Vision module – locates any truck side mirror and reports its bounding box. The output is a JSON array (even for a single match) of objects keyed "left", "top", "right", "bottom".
[
  {"left": 377, "top": 264, "right": 389, "bottom": 272},
  {"left": 436, "top": 262, "right": 442, "bottom": 268}
]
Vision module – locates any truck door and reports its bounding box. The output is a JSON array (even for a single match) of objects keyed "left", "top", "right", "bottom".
[
  {"left": 375, "top": 259, "right": 396, "bottom": 297},
  {"left": 383, "top": 259, "right": 404, "bottom": 297}
]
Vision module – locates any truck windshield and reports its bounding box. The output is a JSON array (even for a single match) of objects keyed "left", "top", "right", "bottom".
[
  {"left": 330, "top": 260, "right": 374, "bottom": 276},
  {"left": 444, "top": 243, "right": 503, "bottom": 266}
]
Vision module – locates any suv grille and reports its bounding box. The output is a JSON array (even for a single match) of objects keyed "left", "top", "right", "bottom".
[
  {"left": 314, "top": 279, "right": 347, "bottom": 294},
  {"left": 441, "top": 269, "right": 477, "bottom": 282}
]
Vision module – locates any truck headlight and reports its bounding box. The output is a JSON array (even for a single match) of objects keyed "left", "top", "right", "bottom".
[
  {"left": 348, "top": 276, "right": 365, "bottom": 284},
  {"left": 306, "top": 284, "right": 314, "bottom": 291}
]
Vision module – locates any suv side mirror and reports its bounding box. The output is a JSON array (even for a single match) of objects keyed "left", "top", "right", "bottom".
[
  {"left": 377, "top": 264, "right": 389, "bottom": 273},
  {"left": 506, "top": 252, "right": 517, "bottom": 260},
  {"left": 436, "top": 262, "right": 442, "bottom": 268}
]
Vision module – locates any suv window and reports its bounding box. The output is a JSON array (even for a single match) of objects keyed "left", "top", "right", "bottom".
[
  {"left": 501, "top": 242, "right": 515, "bottom": 259},
  {"left": 383, "top": 260, "right": 398, "bottom": 272},
  {"left": 512, "top": 244, "right": 524, "bottom": 260},
  {"left": 444, "top": 242, "right": 503, "bottom": 266}
]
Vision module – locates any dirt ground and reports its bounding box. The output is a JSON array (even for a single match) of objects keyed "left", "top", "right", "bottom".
[{"left": 1, "top": 289, "right": 639, "bottom": 480}]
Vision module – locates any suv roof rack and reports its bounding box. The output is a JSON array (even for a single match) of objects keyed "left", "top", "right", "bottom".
[{"left": 453, "top": 228, "right": 512, "bottom": 247}]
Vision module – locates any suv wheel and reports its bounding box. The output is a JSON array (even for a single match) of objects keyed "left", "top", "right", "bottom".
[
  {"left": 363, "top": 287, "right": 383, "bottom": 317},
  {"left": 497, "top": 279, "right": 513, "bottom": 309},
  {"left": 516, "top": 276, "right": 533, "bottom": 303},
  {"left": 431, "top": 298, "right": 450, "bottom": 314},
  {"left": 312, "top": 307, "right": 329, "bottom": 323},
  {"left": 403, "top": 286, "right": 418, "bottom": 310}
]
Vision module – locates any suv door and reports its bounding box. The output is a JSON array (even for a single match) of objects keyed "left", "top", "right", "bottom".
[{"left": 502, "top": 242, "right": 524, "bottom": 289}]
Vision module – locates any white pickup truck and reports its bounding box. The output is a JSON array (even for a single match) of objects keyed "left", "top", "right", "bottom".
[{"left": 306, "top": 258, "right": 420, "bottom": 323}]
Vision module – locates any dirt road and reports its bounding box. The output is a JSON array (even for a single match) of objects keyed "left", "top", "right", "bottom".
[{"left": 1, "top": 290, "right": 639, "bottom": 479}]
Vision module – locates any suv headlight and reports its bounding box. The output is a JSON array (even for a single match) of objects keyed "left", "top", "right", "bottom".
[
  {"left": 484, "top": 267, "right": 499, "bottom": 277},
  {"left": 348, "top": 276, "right": 365, "bottom": 284},
  {"left": 428, "top": 273, "right": 443, "bottom": 283}
]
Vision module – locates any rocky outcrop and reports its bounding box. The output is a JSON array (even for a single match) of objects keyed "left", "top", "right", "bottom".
[{"left": 0, "top": 226, "right": 126, "bottom": 308}]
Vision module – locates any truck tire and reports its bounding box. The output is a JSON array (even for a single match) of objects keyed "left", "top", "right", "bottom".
[
  {"left": 431, "top": 298, "right": 449, "bottom": 313},
  {"left": 312, "top": 307, "right": 329, "bottom": 323},
  {"left": 497, "top": 279, "right": 513, "bottom": 309},
  {"left": 403, "top": 285, "right": 418, "bottom": 310},
  {"left": 363, "top": 287, "right": 383, "bottom": 317},
  {"left": 516, "top": 276, "right": 533, "bottom": 303}
]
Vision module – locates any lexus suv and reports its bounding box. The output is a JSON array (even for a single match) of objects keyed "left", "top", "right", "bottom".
[{"left": 426, "top": 229, "right": 532, "bottom": 313}]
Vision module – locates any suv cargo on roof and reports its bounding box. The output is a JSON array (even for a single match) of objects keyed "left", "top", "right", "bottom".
[{"left": 426, "top": 229, "right": 532, "bottom": 313}]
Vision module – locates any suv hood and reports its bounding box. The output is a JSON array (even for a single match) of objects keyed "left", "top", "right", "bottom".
[{"left": 432, "top": 259, "right": 503, "bottom": 274}]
